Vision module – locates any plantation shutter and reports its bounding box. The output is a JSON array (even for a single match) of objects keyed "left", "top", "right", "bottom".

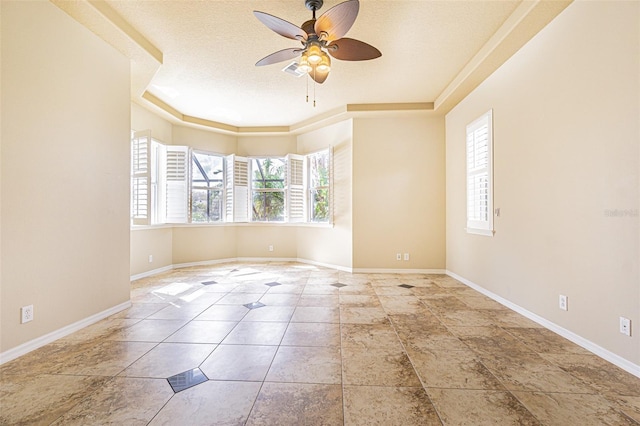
[
  {"left": 327, "top": 146, "right": 334, "bottom": 224},
  {"left": 286, "top": 154, "right": 306, "bottom": 222},
  {"left": 225, "top": 155, "right": 249, "bottom": 222},
  {"left": 131, "top": 130, "right": 151, "bottom": 225},
  {"left": 466, "top": 110, "right": 493, "bottom": 235},
  {"left": 165, "top": 145, "right": 190, "bottom": 223}
]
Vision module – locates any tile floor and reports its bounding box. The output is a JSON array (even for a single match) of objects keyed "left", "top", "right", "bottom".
[{"left": 1, "top": 262, "right": 639, "bottom": 425}]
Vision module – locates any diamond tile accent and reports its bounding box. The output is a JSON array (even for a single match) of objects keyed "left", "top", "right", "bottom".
[
  {"left": 167, "top": 368, "right": 208, "bottom": 393},
  {"left": 398, "top": 284, "right": 415, "bottom": 289},
  {"left": 244, "top": 302, "right": 266, "bottom": 310},
  {"left": 201, "top": 280, "right": 217, "bottom": 285},
  {"left": 265, "top": 282, "right": 282, "bottom": 287},
  {"left": 331, "top": 283, "right": 347, "bottom": 288}
]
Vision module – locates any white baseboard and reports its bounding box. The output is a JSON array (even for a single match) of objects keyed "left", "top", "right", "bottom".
[
  {"left": 13, "top": 263, "right": 636, "bottom": 378},
  {"left": 446, "top": 270, "right": 640, "bottom": 379},
  {"left": 173, "top": 258, "right": 239, "bottom": 269},
  {"left": 131, "top": 258, "right": 448, "bottom": 281},
  {"left": 296, "top": 258, "right": 353, "bottom": 273},
  {"left": 353, "top": 268, "right": 447, "bottom": 274},
  {"left": 130, "top": 265, "right": 173, "bottom": 281},
  {"left": 237, "top": 257, "right": 299, "bottom": 263},
  {"left": 0, "top": 301, "right": 131, "bottom": 366}
]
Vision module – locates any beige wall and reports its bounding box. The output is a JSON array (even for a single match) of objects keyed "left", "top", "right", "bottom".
[
  {"left": 173, "top": 125, "right": 235, "bottom": 153},
  {"left": 1, "top": 1, "right": 131, "bottom": 352},
  {"left": 129, "top": 125, "right": 310, "bottom": 275},
  {"left": 236, "top": 226, "right": 298, "bottom": 259},
  {"left": 352, "top": 115, "right": 446, "bottom": 270},
  {"left": 131, "top": 102, "right": 172, "bottom": 144},
  {"left": 237, "top": 135, "right": 297, "bottom": 157},
  {"left": 130, "top": 227, "right": 173, "bottom": 277},
  {"left": 129, "top": 119, "right": 355, "bottom": 272},
  {"left": 446, "top": 1, "right": 639, "bottom": 364},
  {"left": 130, "top": 113, "right": 446, "bottom": 274},
  {"left": 172, "top": 226, "right": 238, "bottom": 265},
  {"left": 130, "top": 105, "right": 174, "bottom": 276},
  {"left": 297, "top": 120, "right": 354, "bottom": 269}
]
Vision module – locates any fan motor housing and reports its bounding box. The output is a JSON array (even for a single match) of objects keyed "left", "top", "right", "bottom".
[
  {"left": 301, "top": 19, "right": 316, "bottom": 36},
  {"left": 305, "top": 0, "right": 323, "bottom": 12}
]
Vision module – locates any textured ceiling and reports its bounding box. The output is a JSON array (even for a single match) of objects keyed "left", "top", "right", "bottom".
[{"left": 102, "top": 0, "right": 524, "bottom": 127}]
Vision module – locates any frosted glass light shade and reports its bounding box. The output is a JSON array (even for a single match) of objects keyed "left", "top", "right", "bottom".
[
  {"left": 307, "top": 44, "right": 322, "bottom": 64},
  {"left": 316, "top": 53, "right": 331, "bottom": 73}
]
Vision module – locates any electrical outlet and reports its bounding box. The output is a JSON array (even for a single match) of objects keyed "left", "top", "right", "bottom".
[
  {"left": 396, "top": 253, "right": 402, "bottom": 261},
  {"left": 148, "top": 254, "right": 153, "bottom": 263},
  {"left": 268, "top": 245, "right": 274, "bottom": 252},
  {"left": 559, "top": 295, "right": 568, "bottom": 311},
  {"left": 620, "top": 317, "right": 631, "bottom": 336},
  {"left": 403, "top": 253, "right": 410, "bottom": 261},
  {"left": 21, "top": 305, "right": 34, "bottom": 324}
]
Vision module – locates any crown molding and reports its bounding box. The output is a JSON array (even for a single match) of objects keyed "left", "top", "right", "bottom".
[
  {"left": 141, "top": 91, "right": 436, "bottom": 135},
  {"left": 53, "top": 0, "right": 573, "bottom": 135},
  {"left": 435, "top": 0, "right": 573, "bottom": 113}
]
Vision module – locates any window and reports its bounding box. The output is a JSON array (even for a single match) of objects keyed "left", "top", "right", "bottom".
[
  {"left": 131, "top": 130, "right": 332, "bottom": 226},
  {"left": 308, "top": 149, "right": 331, "bottom": 222},
  {"left": 131, "top": 131, "right": 151, "bottom": 225},
  {"left": 251, "top": 158, "right": 286, "bottom": 222},
  {"left": 225, "top": 155, "right": 249, "bottom": 222},
  {"left": 131, "top": 131, "right": 162, "bottom": 225},
  {"left": 191, "top": 151, "right": 224, "bottom": 223},
  {"left": 286, "top": 154, "right": 305, "bottom": 222},
  {"left": 163, "top": 145, "right": 190, "bottom": 224},
  {"left": 466, "top": 110, "right": 493, "bottom": 236}
]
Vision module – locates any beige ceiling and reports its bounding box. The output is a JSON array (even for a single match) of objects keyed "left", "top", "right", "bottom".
[{"left": 53, "top": 0, "right": 572, "bottom": 132}]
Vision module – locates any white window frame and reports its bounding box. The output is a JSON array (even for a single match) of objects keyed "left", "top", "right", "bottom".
[
  {"left": 131, "top": 131, "right": 333, "bottom": 227},
  {"left": 190, "top": 150, "right": 225, "bottom": 223},
  {"left": 466, "top": 110, "right": 494, "bottom": 236},
  {"left": 286, "top": 154, "right": 306, "bottom": 223},
  {"left": 250, "top": 157, "right": 287, "bottom": 222},
  {"left": 307, "top": 148, "right": 332, "bottom": 223},
  {"left": 225, "top": 154, "right": 250, "bottom": 222},
  {"left": 162, "top": 145, "right": 190, "bottom": 224},
  {"left": 131, "top": 130, "right": 151, "bottom": 225}
]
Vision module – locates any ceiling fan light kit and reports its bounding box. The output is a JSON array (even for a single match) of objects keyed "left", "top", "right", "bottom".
[
  {"left": 254, "top": 0, "right": 380, "bottom": 104},
  {"left": 307, "top": 43, "right": 323, "bottom": 64}
]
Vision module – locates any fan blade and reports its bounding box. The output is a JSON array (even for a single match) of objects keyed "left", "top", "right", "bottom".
[
  {"left": 328, "top": 38, "right": 381, "bottom": 61},
  {"left": 254, "top": 11, "right": 307, "bottom": 41},
  {"left": 315, "top": 0, "right": 359, "bottom": 41},
  {"left": 309, "top": 67, "right": 329, "bottom": 84},
  {"left": 256, "top": 48, "right": 301, "bottom": 66}
]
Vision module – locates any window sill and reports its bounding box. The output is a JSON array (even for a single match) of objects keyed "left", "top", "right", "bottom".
[
  {"left": 130, "top": 224, "right": 174, "bottom": 231},
  {"left": 234, "top": 222, "right": 334, "bottom": 228},
  {"left": 131, "top": 222, "right": 334, "bottom": 231},
  {"left": 465, "top": 227, "right": 495, "bottom": 237}
]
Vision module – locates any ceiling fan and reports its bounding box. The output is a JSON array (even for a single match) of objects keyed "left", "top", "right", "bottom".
[{"left": 254, "top": 0, "right": 381, "bottom": 84}]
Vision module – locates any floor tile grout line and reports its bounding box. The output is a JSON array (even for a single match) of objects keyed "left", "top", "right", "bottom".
[
  {"left": 338, "top": 285, "right": 347, "bottom": 426},
  {"left": 497, "top": 325, "right": 611, "bottom": 398},
  {"left": 428, "top": 294, "right": 610, "bottom": 400},
  {"left": 409, "top": 284, "right": 536, "bottom": 420},
  {"left": 379, "top": 282, "right": 446, "bottom": 426},
  {"left": 45, "top": 375, "right": 119, "bottom": 426},
  {"left": 5, "top": 263, "right": 636, "bottom": 424},
  {"left": 411, "top": 283, "right": 615, "bottom": 422},
  {"left": 243, "top": 274, "right": 308, "bottom": 424}
]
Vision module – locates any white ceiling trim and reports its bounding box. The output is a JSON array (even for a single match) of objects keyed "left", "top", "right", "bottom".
[
  {"left": 435, "top": 0, "right": 573, "bottom": 112},
  {"left": 53, "top": 0, "right": 572, "bottom": 135}
]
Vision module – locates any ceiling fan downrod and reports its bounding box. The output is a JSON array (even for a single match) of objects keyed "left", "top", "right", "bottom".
[
  {"left": 253, "top": 0, "right": 381, "bottom": 102},
  {"left": 305, "top": 0, "right": 323, "bottom": 15}
]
